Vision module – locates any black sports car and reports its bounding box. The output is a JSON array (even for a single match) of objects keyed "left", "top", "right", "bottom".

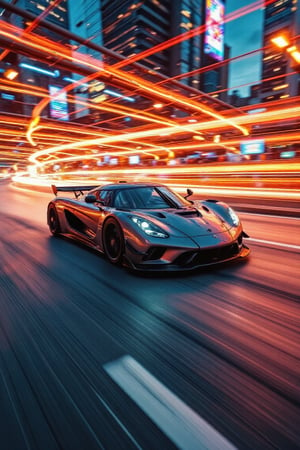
[{"left": 47, "top": 182, "right": 250, "bottom": 271}]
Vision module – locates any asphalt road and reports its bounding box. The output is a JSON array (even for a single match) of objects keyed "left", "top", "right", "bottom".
[{"left": 0, "top": 184, "right": 299, "bottom": 450}]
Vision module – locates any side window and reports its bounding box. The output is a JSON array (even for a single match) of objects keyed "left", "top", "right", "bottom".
[
  {"left": 114, "top": 190, "right": 131, "bottom": 208},
  {"left": 95, "top": 190, "right": 113, "bottom": 206}
]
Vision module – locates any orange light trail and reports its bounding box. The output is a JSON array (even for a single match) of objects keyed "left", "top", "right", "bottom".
[
  {"left": 151, "top": 32, "right": 299, "bottom": 90},
  {"left": 0, "top": 20, "right": 249, "bottom": 140},
  {"left": 29, "top": 142, "right": 171, "bottom": 170},
  {"left": 0, "top": 79, "right": 190, "bottom": 147},
  {"left": 11, "top": 158, "right": 300, "bottom": 202},
  {"left": 1, "top": 0, "right": 299, "bottom": 175},
  {"left": 0, "top": 84, "right": 47, "bottom": 98},
  {"left": 157, "top": 48, "right": 263, "bottom": 85},
  {"left": 0, "top": 0, "right": 63, "bottom": 63},
  {"left": 104, "top": 65, "right": 249, "bottom": 136},
  {"left": 29, "top": 125, "right": 300, "bottom": 168},
  {"left": 210, "top": 70, "right": 298, "bottom": 98}
]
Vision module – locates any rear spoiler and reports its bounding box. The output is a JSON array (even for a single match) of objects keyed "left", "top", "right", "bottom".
[{"left": 51, "top": 184, "right": 99, "bottom": 198}]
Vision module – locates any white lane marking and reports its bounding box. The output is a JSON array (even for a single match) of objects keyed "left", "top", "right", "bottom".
[
  {"left": 248, "top": 238, "right": 300, "bottom": 251},
  {"left": 240, "top": 212, "right": 300, "bottom": 220},
  {"left": 104, "top": 355, "right": 236, "bottom": 450}
]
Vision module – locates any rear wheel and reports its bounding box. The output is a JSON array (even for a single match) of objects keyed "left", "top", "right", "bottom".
[
  {"left": 48, "top": 204, "right": 61, "bottom": 235},
  {"left": 103, "top": 218, "right": 124, "bottom": 265}
]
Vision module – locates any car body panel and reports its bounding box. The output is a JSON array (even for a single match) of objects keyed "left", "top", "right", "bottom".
[{"left": 47, "top": 182, "right": 250, "bottom": 271}]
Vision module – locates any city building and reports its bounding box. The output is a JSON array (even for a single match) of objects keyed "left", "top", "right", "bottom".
[
  {"left": 101, "top": 0, "right": 172, "bottom": 78},
  {"left": 261, "top": 0, "right": 300, "bottom": 102},
  {"left": 199, "top": 0, "right": 227, "bottom": 99},
  {"left": 0, "top": 0, "right": 71, "bottom": 117},
  {"left": 68, "top": 0, "right": 103, "bottom": 120},
  {"left": 1, "top": 0, "right": 232, "bottom": 121},
  {"left": 101, "top": 0, "right": 227, "bottom": 97}
]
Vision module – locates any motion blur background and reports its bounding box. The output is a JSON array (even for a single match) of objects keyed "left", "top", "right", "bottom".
[{"left": 0, "top": 0, "right": 299, "bottom": 183}]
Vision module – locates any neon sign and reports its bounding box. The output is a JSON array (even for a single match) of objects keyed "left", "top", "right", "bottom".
[
  {"left": 204, "top": 0, "right": 225, "bottom": 61},
  {"left": 49, "top": 85, "right": 69, "bottom": 120}
]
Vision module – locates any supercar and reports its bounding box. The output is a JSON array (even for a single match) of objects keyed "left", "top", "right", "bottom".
[{"left": 47, "top": 182, "right": 250, "bottom": 271}]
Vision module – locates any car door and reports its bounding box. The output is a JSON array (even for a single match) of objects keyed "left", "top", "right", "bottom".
[{"left": 68, "top": 189, "right": 113, "bottom": 242}]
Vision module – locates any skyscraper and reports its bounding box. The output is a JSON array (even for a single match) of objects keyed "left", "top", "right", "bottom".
[
  {"left": 68, "top": 0, "right": 103, "bottom": 58},
  {"left": 101, "top": 0, "right": 172, "bottom": 79},
  {"left": 101, "top": 0, "right": 226, "bottom": 95},
  {"left": 65, "top": 0, "right": 230, "bottom": 125},
  {"left": 261, "top": 0, "right": 300, "bottom": 102},
  {"left": 68, "top": 0, "right": 103, "bottom": 119},
  {"left": 0, "top": 0, "right": 70, "bottom": 117},
  {"left": 170, "top": 0, "right": 202, "bottom": 89}
]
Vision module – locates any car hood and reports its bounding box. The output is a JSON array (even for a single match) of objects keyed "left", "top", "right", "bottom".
[{"left": 134, "top": 207, "right": 231, "bottom": 238}]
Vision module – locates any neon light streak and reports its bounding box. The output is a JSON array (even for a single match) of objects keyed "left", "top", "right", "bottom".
[
  {"left": 19, "top": 62, "right": 60, "bottom": 77},
  {"left": 0, "top": 21, "right": 248, "bottom": 138},
  {"left": 28, "top": 113, "right": 300, "bottom": 166},
  {"left": 103, "top": 89, "right": 135, "bottom": 102},
  {"left": 29, "top": 129, "right": 300, "bottom": 170}
]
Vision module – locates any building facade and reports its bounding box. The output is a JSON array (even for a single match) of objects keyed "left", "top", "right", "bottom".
[
  {"left": 261, "top": 0, "right": 300, "bottom": 102},
  {"left": 1, "top": 0, "right": 71, "bottom": 117},
  {"left": 1, "top": 0, "right": 230, "bottom": 118},
  {"left": 68, "top": 0, "right": 103, "bottom": 119},
  {"left": 101, "top": 0, "right": 171, "bottom": 76},
  {"left": 101, "top": 0, "right": 226, "bottom": 97}
]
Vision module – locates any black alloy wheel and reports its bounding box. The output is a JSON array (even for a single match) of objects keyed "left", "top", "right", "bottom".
[
  {"left": 48, "top": 204, "right": 61, "bottom": 235},
  {"left": 103, "top": 218, "right": 124, "bottom": 265}
]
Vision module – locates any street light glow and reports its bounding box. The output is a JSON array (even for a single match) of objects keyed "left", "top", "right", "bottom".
[
  {"left": 271, "top": 35, "right": 290, "bottom": 49},
  {"left": 287, "top": 46, "right": 300, "bottom": 64},
  {"left": 4, "top": 68, "right": 18, "bottom": 80}
]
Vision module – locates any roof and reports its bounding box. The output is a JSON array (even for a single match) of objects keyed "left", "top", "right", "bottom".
[{"left": 99, "top": 182, "right": 165, "bottom": 190}]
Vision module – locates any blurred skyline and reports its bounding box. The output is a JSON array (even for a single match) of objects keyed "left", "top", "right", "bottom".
[{"left": 225, "top": 0, "right": 264, "bottom": 96}]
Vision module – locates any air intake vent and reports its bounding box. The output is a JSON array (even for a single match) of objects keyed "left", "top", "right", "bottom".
[
  {"left": 173, "top": 243, "right": 240, "bottom": 267},
  {"left": 143, "top": 247, "right": 165, "bottom": 261},
  {"left": 175, "top": 209, "right": 201, "bottom": 217},
  {"left": 148, "top": 212, "right": 166, "bottom": 218}
]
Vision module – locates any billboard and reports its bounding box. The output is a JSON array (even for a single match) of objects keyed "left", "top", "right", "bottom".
[
  {"left": 240, "top": 140, "right": 265, "bottom": 155},
  {"left": 204, "top": 0, "right": 225, "bottom": 61},
  {"left": 49, "top": 85, "right": 69, "bottom": 120}
]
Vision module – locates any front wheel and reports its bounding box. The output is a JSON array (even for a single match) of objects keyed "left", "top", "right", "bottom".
[
  {"left": 102, "top": 218, "right": 124, "bottom": 265},
  {"left": 48, "top": 204, "right": 61, "bottom": 236}
]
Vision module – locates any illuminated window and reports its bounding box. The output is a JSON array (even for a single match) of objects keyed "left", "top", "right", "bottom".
[
  {"left": 181, "top": 10, "right": 191, "bottom": 18},
  {"left": 50, "top": 11, "right": 60, "bottom": 19}
]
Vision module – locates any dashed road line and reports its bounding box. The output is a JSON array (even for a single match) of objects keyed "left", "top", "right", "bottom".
[
  {"left": 104, "top": 355, "right": 236, "bottom": 450},
  {"left": 248, "top": 238, "right": 300, "bottom": 251}
]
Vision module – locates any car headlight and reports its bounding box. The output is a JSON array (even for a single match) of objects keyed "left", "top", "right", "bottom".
[
  {"left": 228, "top": 207, "right": 240, "bottom": 226},
  {"left": 130, "top": 216, "right": 168, "bottom": 238}
]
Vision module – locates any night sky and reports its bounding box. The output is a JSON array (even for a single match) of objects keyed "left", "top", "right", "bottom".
[{"left": 225, "top": 0, "right": 264, "bottom": 96}]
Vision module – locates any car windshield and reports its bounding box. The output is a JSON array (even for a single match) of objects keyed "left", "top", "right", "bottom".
[{"left": 114, "top": 186, "right": 191, "bottom": 209}]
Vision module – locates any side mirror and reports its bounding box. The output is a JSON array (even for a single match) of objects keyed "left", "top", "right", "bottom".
[
  {"left": 85, "top": 194, "right": 97, "bottom": 203},
  {"left": 184, "top": 188, "right": 193, "bottom": 199}
]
